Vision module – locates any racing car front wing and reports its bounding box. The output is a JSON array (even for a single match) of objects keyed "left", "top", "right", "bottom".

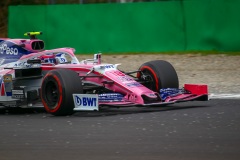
[{"left": 73, "top": 84, "right": 208, "bottom": 111}]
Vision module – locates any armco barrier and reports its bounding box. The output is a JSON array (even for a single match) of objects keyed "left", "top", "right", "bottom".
[{"left": 8, "top": 1, "right": 240, "bottom": 53}]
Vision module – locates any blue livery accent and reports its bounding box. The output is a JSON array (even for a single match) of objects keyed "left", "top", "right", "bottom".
[
  {"left": 6, "top": 92, "right": 12, "bottom": 96},
  {"left": 0, "top": 40, "right": 32, "bottom": 64},
  {"left": 104, "top": 65, "right": 114, "bottom": 69},
  {"left": 98, "top": 93, "right": 124, "bottom": 102},
  {"left": 160, "top": 88, "right": 187, "bottom": 100},
  {"left": 126, "top": 82, "right": 143, "bottom": 87},
  {"left": 0, "top": 76, "right": 2, "bottom": 84}
]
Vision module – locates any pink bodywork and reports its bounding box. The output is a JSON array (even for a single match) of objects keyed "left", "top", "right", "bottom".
[
  {"left": 0, "top": 35, "right": 208, "bottom": 107},
  {"left": 38, "top": 53, "right": 159, "bottom": 105},
  {"left": 17, "top": 48, "right": 208, "bottom": 106}
]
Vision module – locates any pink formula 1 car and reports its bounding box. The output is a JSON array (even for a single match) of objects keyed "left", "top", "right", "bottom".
[{"left": 0, "top": 32, "right": 208, "bottom": 116}]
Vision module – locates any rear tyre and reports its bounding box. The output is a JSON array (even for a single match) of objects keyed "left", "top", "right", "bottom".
[
  {"left": 138, "top": 60, "right": 179, "bottom": 92},
  {"left": 41, "top": 69, "right": 83, "bottom": 116}
]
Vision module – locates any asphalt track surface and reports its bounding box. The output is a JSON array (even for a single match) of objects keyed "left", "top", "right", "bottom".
[{"left": 0, "top": 99, "right": 240, "bottom": 160}]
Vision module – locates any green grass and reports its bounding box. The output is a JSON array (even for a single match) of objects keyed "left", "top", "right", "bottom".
[{"left": 75, "top": 51, "right": 240, "bottom": 56}]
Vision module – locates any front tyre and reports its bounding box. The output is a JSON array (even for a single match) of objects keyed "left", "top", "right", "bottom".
[
  {"left": 41, "top": 69, "right": 83, "bottom": 116},
  {"left": 138, "top": 60, "right": 179, "bottom": 91}
]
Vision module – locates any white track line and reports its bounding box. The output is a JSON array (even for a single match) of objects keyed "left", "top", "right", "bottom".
[{"left": 209, "top": 93, "right": 240, "bottom": 99}]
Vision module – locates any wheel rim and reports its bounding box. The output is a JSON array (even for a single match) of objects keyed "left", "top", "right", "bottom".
[
  {"left": 141, "top": 70, "right": 157, "bottom": 91},
  {"left": 45, "top": 81, "right": 59, "bottom": 109}
]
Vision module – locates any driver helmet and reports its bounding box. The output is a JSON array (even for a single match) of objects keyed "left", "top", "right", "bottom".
[
  {"left": 40, "top": 54, "right": 56, "bottom": 64},
  {"left": 55, "top": 53, "right": 68, "bottom": 64}
]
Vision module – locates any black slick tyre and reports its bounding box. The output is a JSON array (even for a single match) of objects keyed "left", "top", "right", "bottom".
[
  {"left": 41, "top": 69, "right": 83, "bottom": 116},
  {"left": 138, "top": 60, "right": 179, "bottom": 92}
]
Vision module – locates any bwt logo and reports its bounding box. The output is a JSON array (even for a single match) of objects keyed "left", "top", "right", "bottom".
[
  {"left": 104, "top": 65, "right": 114, "bottom": 69},
  {"left": 74, "top": 95, "right": 97, "bottom": 106}
]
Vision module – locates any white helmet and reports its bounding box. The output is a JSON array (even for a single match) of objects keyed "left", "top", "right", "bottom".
[{"left": 55, "top": 53, "right": 68, "bottom": 64}]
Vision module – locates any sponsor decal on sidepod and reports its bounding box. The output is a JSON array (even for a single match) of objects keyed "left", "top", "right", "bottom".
[{"left": 0, "top": 43, "right": 18, "bottom": 55}]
